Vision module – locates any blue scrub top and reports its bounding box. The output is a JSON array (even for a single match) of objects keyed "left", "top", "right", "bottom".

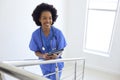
[{"left": 29, "top": 26, "right": 67, "bottom": 74}]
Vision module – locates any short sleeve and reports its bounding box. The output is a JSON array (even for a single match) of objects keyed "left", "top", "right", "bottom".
[
  {"left": 57, "top": 31, "right": 67, "bottom": 50},
  {"left": 29, "top": 33, "right": 39, "bottom": 52}
]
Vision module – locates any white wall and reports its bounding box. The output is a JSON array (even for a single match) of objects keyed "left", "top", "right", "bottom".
[
  {"left": 0, "top": 0, "right": 66, "bottom": 60},
  {"left": 65, "top": 0, "right": 120, "bottom": 75}
]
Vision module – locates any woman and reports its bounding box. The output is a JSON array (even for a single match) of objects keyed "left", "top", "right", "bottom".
[{"left": 29, "top": 3, "right": 67, "bottom": 80}]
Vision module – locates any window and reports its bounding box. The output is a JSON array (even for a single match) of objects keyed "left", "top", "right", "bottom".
[{"left": 83, "top": 0, "right": 119, "bottom": 56}]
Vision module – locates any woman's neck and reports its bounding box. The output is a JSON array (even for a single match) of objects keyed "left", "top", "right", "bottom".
[{"left": 42, "top": 27, "right": 50, "bottom": 36}]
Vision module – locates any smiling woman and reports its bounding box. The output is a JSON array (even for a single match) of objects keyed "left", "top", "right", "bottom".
[{"left": 29, "top": 3, "right": 67, "bottom": 80}]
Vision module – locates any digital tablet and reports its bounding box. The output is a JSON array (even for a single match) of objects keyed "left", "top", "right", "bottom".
[{"left": 47, "top": 49, "right": 64, "bottom": 56}]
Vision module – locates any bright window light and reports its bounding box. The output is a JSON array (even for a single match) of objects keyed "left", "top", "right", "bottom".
[
  {"left": 86, "top": 10, "right": 115, "bottom": 52},
  {"left": 89, "top": 0, "right": 118, "bottom": 10},
  {"left": 83, "top": 0, "right": 118, "bottom": 56}
]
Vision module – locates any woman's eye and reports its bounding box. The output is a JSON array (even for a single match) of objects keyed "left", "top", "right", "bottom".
[
  {"left": 42, "top": 17, "right": 52, "bottom": 20},
  {"left": 43, "top": 17, "right": 46, "bottom": 19},
  {"left": 49, "top": 17, "right": 52, "bottom": 20}
]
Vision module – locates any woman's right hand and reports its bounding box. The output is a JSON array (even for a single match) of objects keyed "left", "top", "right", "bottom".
[
  {"left": 35, "top": 52, "right": 50, "bottom": 60},
  {"left": 35, "top": 52, "right": 54, "bottom": 60},
  {"left": 42, "top": 53, "right": 51, "bottom": 60}
]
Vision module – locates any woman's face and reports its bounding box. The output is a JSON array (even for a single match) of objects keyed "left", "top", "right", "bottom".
[{"left": 39, "top": 11, "right": 52, "bottom": 29}]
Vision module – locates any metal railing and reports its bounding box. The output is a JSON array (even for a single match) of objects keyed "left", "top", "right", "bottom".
[
  {"left": 0, "top": 62, "right": 48, "bottom": 80},
  {"left": 0, "top": 58, "right": 85, "bottom": 80}
]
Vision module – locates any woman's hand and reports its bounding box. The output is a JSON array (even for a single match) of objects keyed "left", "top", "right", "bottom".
[
  {"left": 35, "top": 52, "right": 59, "bottom": 60},
  {"left": 50, "top": 54, "right": 58, "bottom": 59},
  {"left": 45, "top": 54, "right": 58, "bottom": 60},
  {"left": 42, "top": 53, "right": 50, "bottom": 60}
]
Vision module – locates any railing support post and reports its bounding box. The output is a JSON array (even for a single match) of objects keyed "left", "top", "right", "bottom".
[
  {"left": 0, "top": 71, "right": 3, "bottom": 80},
  {"left": 55, "top": 63, "right": 59, "bottom": 80},
  {"left": 74, "top": 61, "right": 77, "bottom": 80},
  {"left": 82, "top": 60, "right": 85, "bottom": 80}
]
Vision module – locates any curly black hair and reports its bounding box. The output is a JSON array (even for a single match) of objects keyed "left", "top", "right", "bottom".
[{"left": 32, "top": 3, "right": 58, "bottom": 26}]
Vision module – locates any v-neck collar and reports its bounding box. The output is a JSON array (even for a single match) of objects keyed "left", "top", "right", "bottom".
[{"left": 40, "top": 27, "right": 53, "bottom": 52}]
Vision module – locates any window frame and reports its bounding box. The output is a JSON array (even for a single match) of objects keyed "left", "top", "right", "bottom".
[{"left": 83, "top": 0, "right": 119, "bottom": 56}]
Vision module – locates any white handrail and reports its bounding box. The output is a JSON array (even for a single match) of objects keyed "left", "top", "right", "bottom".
[
  {"left": 3, "top": 58, "right": 85, "bottom": 67},
  {"left": 0, "top": 58, "right": 85, "bottom": 80},
  {"left": 0, "top": 62, "right": 49, "bottom": 80}
]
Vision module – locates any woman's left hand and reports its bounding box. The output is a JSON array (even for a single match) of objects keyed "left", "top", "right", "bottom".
[{"left": 48, "top": 54, "right": 58, "bottom": 59}]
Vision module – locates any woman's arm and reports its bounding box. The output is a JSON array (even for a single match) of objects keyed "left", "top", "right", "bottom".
[{"left": 35, "top": 50, "right": 63, "bottom": 60}]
